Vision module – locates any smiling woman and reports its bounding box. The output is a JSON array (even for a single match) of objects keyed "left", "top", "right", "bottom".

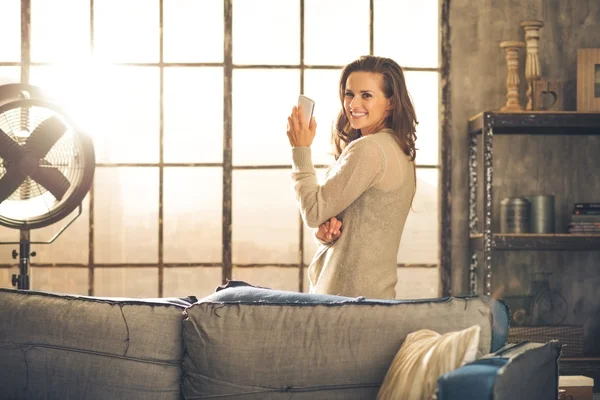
[
  {"left": 287, "top": 56, "right": 418, "bottom": 299},
  {"left": 343, "top": 71, "right": 394, "bottom": 136}
]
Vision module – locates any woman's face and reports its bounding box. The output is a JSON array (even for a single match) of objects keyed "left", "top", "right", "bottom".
[{"left": 343, "top": 71, "right": 392, "bottom": 136}]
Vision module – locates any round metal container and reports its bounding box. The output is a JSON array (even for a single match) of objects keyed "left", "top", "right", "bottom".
[
  {"left": 500, "top": 197, "right": 530, "bottom": 233},
  {"left": 528, "top": 195, "right": 555, "bottom": 233}
]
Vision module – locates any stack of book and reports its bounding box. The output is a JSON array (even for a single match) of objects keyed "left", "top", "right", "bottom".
[{"left": 569, "top": 203, "right": 600, "bottom": 233}]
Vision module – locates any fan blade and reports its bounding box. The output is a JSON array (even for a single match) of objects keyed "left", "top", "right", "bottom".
[
  {"left": 25, "top": 116, "right": 68, "bottom": 159},
  {"left": 0, "top": 127, "right": 24, "bottom": 161},
  {"left": 0, "top": 169, "right": 26, "bottom": 204},
  {"left": 30, "top": 162, "right": 70, "bottom": 201}
]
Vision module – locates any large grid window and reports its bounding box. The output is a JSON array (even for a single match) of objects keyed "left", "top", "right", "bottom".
[{"left": 0, "top": 0, "right": 441, "bottom": 299}]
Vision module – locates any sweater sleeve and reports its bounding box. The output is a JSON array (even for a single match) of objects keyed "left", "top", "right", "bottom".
[{"left": 290, "top": 138, "right": 385, "bottom": 228}]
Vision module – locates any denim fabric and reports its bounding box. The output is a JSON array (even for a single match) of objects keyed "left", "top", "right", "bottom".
[{"left": 0, "top": 288, "right": 188, "bottom": 400}]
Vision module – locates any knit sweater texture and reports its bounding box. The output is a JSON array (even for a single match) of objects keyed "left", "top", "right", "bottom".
[{"left": 291, "top": 129, "right": 415, "bottom": 299}]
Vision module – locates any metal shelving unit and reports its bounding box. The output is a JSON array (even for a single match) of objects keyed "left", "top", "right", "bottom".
[
  {"left": 469, "top": 233, "right": 600, "bottom": 252},
  {"left": 468, "top": 111, "right": 600, "bottom": 380},
  {"left": 468, "top": 111, "right": 600, "bottom": 296}
]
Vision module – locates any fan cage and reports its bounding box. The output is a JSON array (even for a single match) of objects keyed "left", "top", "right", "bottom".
[{"left": 0, "top": 99, "right": 95, "bottom": 230}]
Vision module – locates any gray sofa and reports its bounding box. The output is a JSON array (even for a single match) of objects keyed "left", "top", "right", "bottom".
[{"left": 0, "top": 283, "right": 562, "bottom": 400}]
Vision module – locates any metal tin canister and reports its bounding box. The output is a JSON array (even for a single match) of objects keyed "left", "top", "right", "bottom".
[
  {"left": 528, "top": 195, "right": 555, "bottom": 233},
  {"left": 500, "top": 197, "right": 530, "bottom": 233}
]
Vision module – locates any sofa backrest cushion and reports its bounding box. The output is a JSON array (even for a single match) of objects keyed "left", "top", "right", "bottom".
[
  {"left": 0, "top": 288, "right": 188, "bottom": 400},
  {"left": 183, "top": 285, "right": 509, "bottom": 400}
]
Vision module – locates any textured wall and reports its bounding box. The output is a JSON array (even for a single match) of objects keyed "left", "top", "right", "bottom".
[{"left": 449, "top": 0, "right": 600, "bottom": 355}]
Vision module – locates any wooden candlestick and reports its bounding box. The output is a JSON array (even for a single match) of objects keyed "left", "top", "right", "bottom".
[
  {"left": 521, "top": 20, "right": 544, "bottom": 110},
  {"left": 499, "top": 41, "right": 526, "bottom": 112}
]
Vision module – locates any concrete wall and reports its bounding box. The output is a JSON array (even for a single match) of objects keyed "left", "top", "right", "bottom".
[{"left": 449, "top": 0, "right": 600, "bottom": 355}]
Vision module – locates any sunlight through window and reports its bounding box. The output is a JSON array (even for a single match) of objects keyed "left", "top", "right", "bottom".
[
  {"left": 232, "top": 69, "right": 300, "bottom": 165},
  {"left": 374, "top": 0, "right": 439, "bottom": 68},
  {"left": 0, "top": 0, "right": 441, "bottom": 297},
  {"left": 304, "top": 0, "right": 370, "bottom": 65},
  {"left": 164, "top": 0, "right": 224, "bottom": 63},
  {"left": 233, "top": 0, "right": 300, "bottom": 65},
  {"left": 31, "top": 0, "right": 91, "bottom": 63},
  {"left": 94, "top": 0, "right": 159, "bottom": 63},
  {"left": 0, "top": 1, "right": 21, "bottom": 62},
  {"left": 164, "top": 67, "right": 224, "bottom": 163},
  {"left": 29, "top": 62, "right": 160, "bottom": 163}
]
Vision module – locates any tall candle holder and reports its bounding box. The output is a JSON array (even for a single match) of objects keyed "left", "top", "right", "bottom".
[
  {"left": 499, "top": 41, "right": 526, "bottom": 112},
  {"left": 521, "top": 20, "right": 544, "bottom": 110}
]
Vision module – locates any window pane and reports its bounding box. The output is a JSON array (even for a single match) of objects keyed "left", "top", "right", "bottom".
[
  {"left": 0, "top": 240, "right": 15, "bottom": 264},
  {"left": 0, "top": 67, "right": 20, "bottom": 88},
  {"left": 0, "top": 1, "right": 20, "bottom": 62},
  {"left": 398, "top": 168, "right": 439, "bottom": 264},
  {"left": 164, "top": 67, "right": 223, "bottom": 163},
  {"left": 30, "top": 65, "right": 160, "bottom": 165},
  {"left": 395, "top": 267, "right": 439, "bottom": 299},
  {"left": 84, "top": 66, "right": 159, "bottom": 163},
  {"left": 163, "top": 267, "right": 222, "bottom": 298},
  {"left": 164, "top": 0, "right": 224, "bottom": 63},
  {"left": 304, "top": 0, "right": 369, "bottom": 65},
  {"left": 94, "top": 168, "right": 159, "bottom": 264},
  {"left": 374, "top": 0, "right": 439, "bottom": 68},
  {"left": 233, "top": 170, "right": 299, "bottom": 264},
  {"left": 31, "top": 65, "right": 159, "bottom": 163},
  {"left": 232, "top": 0, "right": 300, "bottom": 65},
  {"left": 232, "top": 69, "right": 299, "bottom": 165},
  {"left": 31, "top": 0, "right": 91, "bottom": 62},
  {"left": 405, "top": 71, "right": 438, "bottom": 166},
  {"left": 31, "top": 267, "right": 89, "bottom": 295},
  {"left": 233, "top": 266, "right": 299, "bottom": 292},
  {"left": 94, "top": 268, "right": 158, "bottom": 298},
  {"left": 29, "top": 64, "right": 90, "bottom": 120},
  {"left": 164, "top": 168, "right": 222, "bottom": 263},
  {"left": 303, "top": 69, "right": 342, "bottom": 165},
  {"left": 93, "top": 0, "right": 159, "bottom": 63},
  {"left": 29, "top": 199, "right": 90, "bottom": 264},
  {"left": 302, "top": 268, "right": 309, "bottom": 292},
  {"left": 0, "top": 267, "right": 18, "bottom": 289}
]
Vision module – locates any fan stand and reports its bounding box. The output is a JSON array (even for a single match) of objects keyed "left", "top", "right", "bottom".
[
  {"left": 1, "top": 205, "right": 83, "bottom": 290},
  {"left": 11, "top": 229, "right": 34, "bottom": 290}
]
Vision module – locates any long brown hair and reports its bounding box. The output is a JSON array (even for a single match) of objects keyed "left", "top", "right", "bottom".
[{"left": 333, "top": 55, "right": 418, "bottom": 162}]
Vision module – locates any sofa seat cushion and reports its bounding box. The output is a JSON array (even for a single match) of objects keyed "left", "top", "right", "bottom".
[
  {"left": 0, "top": 288, "right": 190, "bottom": 400},
  {"left": 183, "top": 284, "right": 509, "bottom": 400}
]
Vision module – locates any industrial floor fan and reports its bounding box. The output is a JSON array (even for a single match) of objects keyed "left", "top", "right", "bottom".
[{"left": 0, "top": 83, "right": 95, "bottom": 289}]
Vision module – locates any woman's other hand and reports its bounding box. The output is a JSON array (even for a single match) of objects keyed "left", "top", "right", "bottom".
[
  {"left": 287, "top": 105, "right": 316, "bottom": 147},
  {"left": 316, "top": 217, "right": 342, "bottom": 242}
]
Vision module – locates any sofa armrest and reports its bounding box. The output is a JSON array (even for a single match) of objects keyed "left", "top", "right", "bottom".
[{"left": 437, "top": 341, "right": 562, "bottom": 400}]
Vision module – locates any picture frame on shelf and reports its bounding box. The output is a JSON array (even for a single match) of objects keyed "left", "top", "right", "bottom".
[{"left": 576, "top": 48, "right": 600, "bottom": 112}]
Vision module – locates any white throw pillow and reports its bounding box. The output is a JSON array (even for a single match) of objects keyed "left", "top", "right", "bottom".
[{"left": 377, "top": 325, "right": 481, "bottom": 400}]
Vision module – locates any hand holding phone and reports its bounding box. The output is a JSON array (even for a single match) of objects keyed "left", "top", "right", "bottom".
[
  {"left": 287, "top": 94, "right": 316, "bottom": 147},
  {"left": 298, "top": 95, "right": 315, "bottom": 126}
]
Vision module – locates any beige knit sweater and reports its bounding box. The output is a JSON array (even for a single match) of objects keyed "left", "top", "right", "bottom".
[{"left": 291, "top": 129, "right": 415, "bottom": 299}]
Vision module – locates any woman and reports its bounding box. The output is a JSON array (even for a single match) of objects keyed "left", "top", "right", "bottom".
[{"left": 286, "top": 55, "right": 417, "bottom": 299}]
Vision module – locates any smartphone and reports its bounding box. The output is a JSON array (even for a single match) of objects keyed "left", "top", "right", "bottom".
[{"left": 298, "top": 94, "right": 315, "bottom": 126}]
